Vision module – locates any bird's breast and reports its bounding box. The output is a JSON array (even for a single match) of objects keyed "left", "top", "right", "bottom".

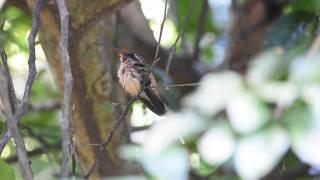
[{"left": 117, "top": 64, "right": 141, "bottom": 96}]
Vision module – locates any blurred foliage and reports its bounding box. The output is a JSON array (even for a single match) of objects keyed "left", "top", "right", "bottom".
[
  {"left": 124, "top": 49, "right": 320, "bottom": 179},
  {"left": 0, "top": 159, "right": 15, "bottom": 180},
  {"left": 120, "top": 0, "right": 320, "bottom": 179},
  {"left": 1, "top": 0, "right": 320, "bottom": 179},
  {"left": 0, "top": 6, "right": 31, "bottom": 55},
  {"left": 0, "top": 4, "right": 62, "bottom": 179},
  {"left": 175, "top": 0, "right": 218, "bottom": 39}
]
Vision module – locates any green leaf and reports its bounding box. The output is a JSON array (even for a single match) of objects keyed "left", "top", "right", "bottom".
[
  {"left": 0, "top": 159, "right": 15, "bottom": 180},
  {"left": 289, "top": 55, "right": 320, "bottom": 84},
  {"left": 283, "top": 102, "right": 320, "bottom": 167},
  {"left": 251, "top": 81, "right": 298, "bottom": 107},
  {"left": 175, "top": 0, "right": 217, "bottom": 33},
  {"left": 264, "top": 14, "right": 316, "bottom": 51},
  {"left": 184, "top": 71, "right": 243, "bottom": 116},
  {"left": 247, "top": 48, "right": 289, "bottom": 83},
  {"left": 234, "top": 126, "right": 289, "bottom": 179},
  {"left": 143, "top": 147, "right": 189, "bottom": 180},
  {"left": 175, "top": 0, "right": 218, "bottom": 48},
  {"left": 290, "top": 0, "right": 320, "bottom": 14},
  {"left": 198, "top": 121, "right": 235, "bottom": 165},
  {"left": 121, "top": 146, "right": 189, "bottom": 180},
  {"left": 226, "top": 92, "right": 270, "bottom": 134},
  {"left": 143, "top": 111, "right": 205, "bottom": 154}
]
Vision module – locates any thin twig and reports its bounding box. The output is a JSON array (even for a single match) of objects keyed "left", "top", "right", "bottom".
[
  {"left": 85, "top": 0, "right": 170, "bottom": 177},
  {"left": 0, "top": 41, "right": 17, "bottom": 113},
  {"left": 130, "top": 125, "right": 151, "bottom": 132},
  {"left": 165, "top": 82, "right": 200, "bottom": 88},
  {"left": 153, "top": 0, "right": 169, "bottom": 61},
  {"left": 30, "top": 100, "right": 61, "bottom": 111},
  {"left": 4, "top": 144, "right": 59, "bottom": 163},
  {"left": 149, "top": 82, "right": 200, "bottom": 89},
  {"left": 56, "top": 0, "right": 74, "bottom": 178},
  {"left": 0, "top": 39, "right": 17, "bottom": 154},
  {"left": 84, "top": 97, "right": 136, "bottom": 178},
  {"left": 165, "top": 0, "right": 196, "bottom": 86},
  {"left": 0, "top": 0, "right": 43, "bottom": 156},
  {"left": 0, "top": 69, "right": 33, "bottom": 180}
]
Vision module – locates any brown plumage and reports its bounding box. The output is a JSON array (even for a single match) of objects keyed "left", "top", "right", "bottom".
[{"left": 115, "top": 49, "right": 166, "bottom": 116}]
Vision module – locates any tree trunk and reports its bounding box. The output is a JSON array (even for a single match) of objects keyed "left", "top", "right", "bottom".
[
  {"left": 25, "top": 0, "right": 138, "bottom": 178},
  {"left": 10, "top": 0, "right": 206, "bottom": 178},
  {"left": 225, "top": 0, "right": 289, "bottom": 73}
]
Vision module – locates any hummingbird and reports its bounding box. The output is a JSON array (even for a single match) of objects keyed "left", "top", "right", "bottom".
[{"left": 114, "top": 48, "right": 166, "bottom": 116}]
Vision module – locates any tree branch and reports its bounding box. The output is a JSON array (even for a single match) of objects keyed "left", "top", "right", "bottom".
[
  {"left": 30, "top": 100, "right": 60, "bottom": 111},
  {"left": 84, "top": 1, "right": 173, "bottom": 177},
  {"left": 0, "top": 40, "right": 17, "bottom": 114},
  {"left": 165, "top": 0, "right": 196, "bottom": 87},
  {"left": 55, "top": 0, "right": 74, "bottom": 178},
  {"left": 84, "top": 97, "right": 136, "bottom": 178},
  {"left": 153, "top": 0, "right": 169, "bottom": 62},
  {"left": 0, "top": 67, "right": 33, "bottom": 180},
  {"left": 0, "top": 0, "right": 43, "bottom": 156}
]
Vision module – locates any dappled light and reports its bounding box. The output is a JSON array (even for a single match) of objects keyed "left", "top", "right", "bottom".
[{"left": 1, "top": 0, "right": 320, "bottom": 179}]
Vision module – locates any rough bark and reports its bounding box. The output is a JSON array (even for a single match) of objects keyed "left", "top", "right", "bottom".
[
  {"left": 24, "top": 0, "right": 137, "bottom": 178},
  {"left": 9, "top": 0, "right": 202, "bottom": 178}
]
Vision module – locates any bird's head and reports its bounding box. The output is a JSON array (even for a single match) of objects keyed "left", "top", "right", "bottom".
[{"left": 113, "top": 48, "right": 141, "bottom": 62}]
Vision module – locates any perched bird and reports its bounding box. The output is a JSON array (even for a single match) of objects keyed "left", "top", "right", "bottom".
[{"left": 115, "top": 48, "right": 166, "bottom": 116}]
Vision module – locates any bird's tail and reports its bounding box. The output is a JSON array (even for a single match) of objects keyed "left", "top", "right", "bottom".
[{"left": 140, "top": 87, "right": 166, "bottom": 116}]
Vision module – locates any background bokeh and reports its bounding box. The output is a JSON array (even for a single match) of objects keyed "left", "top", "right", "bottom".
[{"left": 1, "top": 0, "right": 320, "bottom": 179}]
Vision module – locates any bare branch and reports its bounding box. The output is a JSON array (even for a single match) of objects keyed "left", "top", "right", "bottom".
[
  {"left": 0, "top": 0, "right": 43, "bottom": 156},
  {"left": 165, "top": 82, "right": 200, "bottom": 88},
  {"left": 0, "top": 68, "right": 33, "bottom": 180},
  {"left": 84, "top": 97, "right": 136, "bottom": 178},
  {"left": 165, "top": 0, "right": 196, "bottom": 86},
  {"left": 55, "top": 0, "right": 74, "bottom": 178},
  {"left": 85, "top": 1, "right": 172, "bottom": 177},
  {"left": 0, "top": 40, "right": 17, "bottom": 113},
  {"left": 130, "top": 125, "right": 151, "bottom": 132},
  {"left": 0, "top": 39, "right": 17, "bottom": 154},
  {"left": 153, "top": 0, "right": 169, "bottom": 62},
  {"left": 30, "top": 100, "right": 61, "bottom": 111}
]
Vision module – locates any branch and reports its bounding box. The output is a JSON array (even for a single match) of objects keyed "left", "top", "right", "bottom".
[
  {"left": 165, "top": 0, "right": 196, "bottom": 86},
  {"left": 85, "top": 1, "right": 170, "bottom": 177},
  {"left": 55, "top": 0, "right": 74, "bottom": 178},
  {"left": 0, "top": 40, "right": 17, "bottom": 114},
  {"left": 130, "top": 125, "right": 151, "bottom": 132},
  {"left": 153, "top": 0, "right": 169, "bottom": 62},
  {"left": 0, "top": 0, "right": 43, "bottom": 156},
  {"left": 0, "top": 38, "right": 17, "bottom": 154},
  {"left": 30, "top": 100, "right": 61, "bottom": 111},
  {"left": 5, "top": 146, "right": 56, "bottom": 164},
  {"left": 165, "top": 82, "right": 200, "bottom": 88},
  {"left": 0, "top": 67, "right": 33, "bottom": 180},
  {"left": 84, "top": 97, "right": 136, "bottom": 178}
]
